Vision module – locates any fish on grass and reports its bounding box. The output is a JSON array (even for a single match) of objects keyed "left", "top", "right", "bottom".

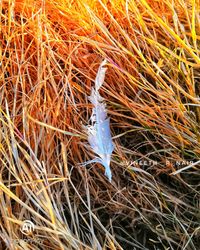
[{"left": 82, "top": 59, "right": 114, "bottom": 182}]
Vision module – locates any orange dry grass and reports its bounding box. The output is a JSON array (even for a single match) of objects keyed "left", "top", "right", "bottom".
[{"left": 0, "top": 0, "right": 200, "bottom": 249}]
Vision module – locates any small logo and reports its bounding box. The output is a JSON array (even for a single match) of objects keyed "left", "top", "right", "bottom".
[{"left": 20, "top": 220, "right": 35, "bottom": 235}]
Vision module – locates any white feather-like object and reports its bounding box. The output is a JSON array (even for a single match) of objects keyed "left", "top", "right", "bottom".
[{"left": 83, "top": 60, "right": 114, "bottom": 181}]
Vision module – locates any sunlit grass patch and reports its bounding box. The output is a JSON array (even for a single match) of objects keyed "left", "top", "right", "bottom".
[{"left": 0, "top": 0, "right": 200, "bottom": 249}]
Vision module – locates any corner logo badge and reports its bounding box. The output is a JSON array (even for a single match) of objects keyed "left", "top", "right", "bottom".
[{"left": 20, "top": 220, "right": 35, "bottom": 235}]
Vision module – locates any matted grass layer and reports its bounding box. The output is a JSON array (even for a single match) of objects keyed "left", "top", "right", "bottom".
[{"left": 0, "top": 0, "right": 200, "bottom": 249}]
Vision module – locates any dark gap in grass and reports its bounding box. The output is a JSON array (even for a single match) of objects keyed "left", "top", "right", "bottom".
[{"left": 181, "top": 171, "right": 200, "bottom": 187}]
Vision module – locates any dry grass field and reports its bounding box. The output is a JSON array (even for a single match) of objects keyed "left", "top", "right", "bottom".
[{"left": 0, "top": 0, "right": 200, "bottom": 249}]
